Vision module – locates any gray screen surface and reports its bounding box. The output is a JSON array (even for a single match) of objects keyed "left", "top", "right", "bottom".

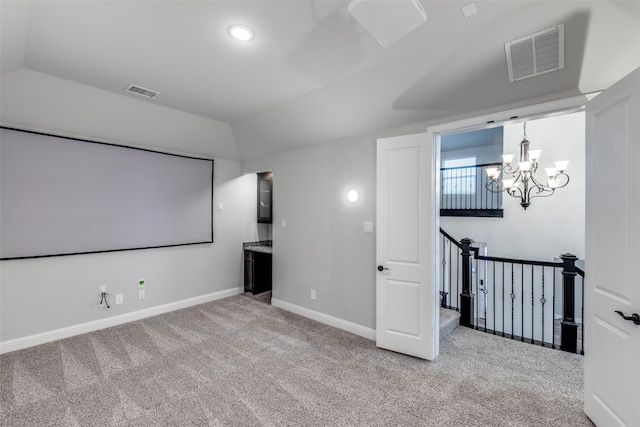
[{"left": 0, "top": 128, "right": 213, "bottom": 259}]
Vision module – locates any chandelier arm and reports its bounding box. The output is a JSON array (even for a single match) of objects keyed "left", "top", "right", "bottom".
[
  {"left": 485, "top": 180, "right": 504, "bottom": 193},
  {"left": 554, "top": 172, "right": 570, "bottom": 188},
  {"left": 506, "top": 185, "right": 524, "bottom": 200},
  {"left": 528, "top": 174, "right": 550, "bottom": 193},
  {"left": 528, "top": 187, "right": 556, "bottom": 200},
  {"left": 502, "top": 164, "right": 519, "bottom": 175}
]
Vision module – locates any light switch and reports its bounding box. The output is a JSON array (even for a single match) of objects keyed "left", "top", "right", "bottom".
[
  {"left": 218, "top": 202, "right": 224, "bottom": 211},
  {"left": 281, "top": 220, "right": 286, "bottom": 229},
  {"left": 363, "top": 222, "right": 373, "bottom": 233}
]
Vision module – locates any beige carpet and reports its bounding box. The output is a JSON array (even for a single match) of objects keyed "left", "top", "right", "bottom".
[{"left": 0, "top": 295, "right": 592, "bottom": 426}]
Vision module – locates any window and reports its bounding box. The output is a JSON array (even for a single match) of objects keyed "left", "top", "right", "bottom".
[{"left": 442, "top": 157, "right": 476, "bottom": 195}]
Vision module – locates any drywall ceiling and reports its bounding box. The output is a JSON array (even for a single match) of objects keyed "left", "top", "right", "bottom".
[{"left": 1, "top": 1, "right": 639, "bottom": 161}]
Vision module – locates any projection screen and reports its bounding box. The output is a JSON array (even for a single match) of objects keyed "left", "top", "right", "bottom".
[{"left": 0, "top": 127, "right": 213, "bottom": 260}]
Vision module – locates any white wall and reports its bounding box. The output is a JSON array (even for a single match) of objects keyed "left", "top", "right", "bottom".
[
  {"left": 242, "top": 109, "right": 585, "bottom": 334},
  {"left": 441, "top": 112, "right": 586, "bottom": 261},
  {"left": 1, "top": 68, "right": 240, "bottom": 160},
  {"left": 0, "top": 69, "right": 257, "bottom": 343},
  {"left": 0, "top": 67, "right": 588, "bottom": 345},
  {"left": 243, "top": 136, "right": 376, "bottom": 329}
]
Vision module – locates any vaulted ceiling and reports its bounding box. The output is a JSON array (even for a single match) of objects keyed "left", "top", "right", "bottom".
[{"left": 1, "top": 1, "right": 639, "bottom": 161}]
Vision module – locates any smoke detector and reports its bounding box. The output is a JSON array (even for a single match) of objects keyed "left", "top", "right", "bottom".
[
  {"left": 505, "top": 24, "right": 564, "bottom": 82},
  {"left": 124, "top": 84, "right": 159, "bottom": 99}
]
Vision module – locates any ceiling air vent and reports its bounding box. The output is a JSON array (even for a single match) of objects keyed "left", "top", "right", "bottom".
[
  {"left": 124, "top": 84, "right": 159, "bottom": 99},
  {"left": 505, "top": 24, "right": 564, "bottom": 82}
]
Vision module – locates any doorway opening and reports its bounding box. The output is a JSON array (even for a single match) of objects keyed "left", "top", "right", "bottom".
[{"left": 431, "top": 96, "right": 588, "bottom": 352}]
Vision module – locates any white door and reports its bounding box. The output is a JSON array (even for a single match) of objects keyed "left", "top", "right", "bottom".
[
  {"left": 584, "top": 67, "right": 640, "bottom": 426},
  {"left": 376, "top": 133, "right": 438, "bottom": 360}
]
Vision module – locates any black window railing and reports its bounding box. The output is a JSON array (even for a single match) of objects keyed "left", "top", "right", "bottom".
[
  {"left": 440, "top": 228, "right": 584, "bottom": 355},
  {"left": 440, "top": 163, "right": 503, "bottom": 217}
]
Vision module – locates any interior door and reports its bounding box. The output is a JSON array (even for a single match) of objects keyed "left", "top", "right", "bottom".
[
  {"left": 584, "top": 67, "right": 640, "bottom": 426},
  {"left": 376, "top": 133, "right": 438, "bottom": 360}
]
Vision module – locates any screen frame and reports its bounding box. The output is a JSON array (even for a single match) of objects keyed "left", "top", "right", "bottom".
[{"left": 0, "top": 126, "right": 214, "bottom": 260}]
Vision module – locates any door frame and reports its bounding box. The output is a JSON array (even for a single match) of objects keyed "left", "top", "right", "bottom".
[{"left": 424, "top": 94, "right": 592, "bottom": 347}]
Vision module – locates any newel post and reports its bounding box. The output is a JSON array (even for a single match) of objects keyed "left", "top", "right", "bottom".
[
  {"left": 560, "top": 253, "right": 578, "bottom": 353},
  {"left": 460, "top": 238, "right": 475, "bottom": 327}
]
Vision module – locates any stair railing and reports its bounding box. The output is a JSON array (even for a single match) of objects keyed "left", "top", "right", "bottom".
[
  {"left": 440, "top": 228, "right": 585, "bottom": 355},
  {"left": 440, "top": 163, "right": 503, "bottom": 217}
]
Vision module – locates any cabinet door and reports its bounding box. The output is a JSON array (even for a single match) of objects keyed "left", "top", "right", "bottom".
[
  {"left": 251, "top": 252, "right": 272, "bottom": 294},
  {"left": 257, "top": 172, "right": 273, "bottom": 223},
  {"left": 244, "top": 251, "right": 254, "bottom": 292}
]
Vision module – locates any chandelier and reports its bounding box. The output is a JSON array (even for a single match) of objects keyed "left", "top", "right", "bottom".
[{"left": 485, "top": 122, "right": 569, "bottom": 210}]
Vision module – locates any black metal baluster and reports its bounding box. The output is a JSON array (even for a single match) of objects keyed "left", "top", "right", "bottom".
[
  {"left": 521, "top": 264, "right": 525, "bottom": 342},
  {"left": 476, "top": 165, "right": 479, "bottom": 209},
  {"left": 502, "top": 263, "right": 506, "bottom": 338},
  {"left": 493, "top": 262, "right": 496, "bottom": 335},
  {"left": 531, "top": 265, "right": 535, "bottom": 343},
  {"left": 441, "top": 234, "right": 447, "bottom": 308},
  {"left": 467, "top": 167, "right": 471, "bottom": 210},
  {"left": 552, "top": 268, "right": 557, "bottom": 350},
  {"left": 450, "top": 241, "right": 454, "bottom": 310},
  {"left": 510, "top": 263, "right": 515, "bottom": 340},
  {"left": 541, "top": 268, "right": 546, "bottom": 346},
  {"left": 483, "top": 167, "right": 487, "bottom": 209},
  {"left": 455, "top": 245, "right": 459, "bottom": 311},
  {"left": 483, "top": 277, "right": 488, "bottom": 332},
  {"left": 475, "top": 257, "right": 479, "bottom": 330}
]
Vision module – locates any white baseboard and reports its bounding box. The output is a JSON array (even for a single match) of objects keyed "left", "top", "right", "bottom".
[
  {"left": 271, "top": 298, "right": 376, "bottom": 341},
  {"left": 0, "top": 287, "right": 243, "bottom": 355}
]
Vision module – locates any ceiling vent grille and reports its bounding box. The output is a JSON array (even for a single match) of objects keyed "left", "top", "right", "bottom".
[
  {"left": 124, "top": 84, "right": 159, "bottom": 99},
  {"left": 505, "top": 24, "right": 564, "bottom": 82}
]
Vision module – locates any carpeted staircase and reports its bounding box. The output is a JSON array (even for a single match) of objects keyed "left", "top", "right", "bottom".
[{"left": 439, "top": 307, "right": 460, "bottom": 339}]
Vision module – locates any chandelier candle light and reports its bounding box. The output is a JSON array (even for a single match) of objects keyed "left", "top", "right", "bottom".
[{"left": 485, "top": 122, "right": 569, "bottom": 210}]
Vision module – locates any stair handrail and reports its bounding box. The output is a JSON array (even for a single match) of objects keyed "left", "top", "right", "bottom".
[{"left": 439, "top": 227, "right": 585, "bottom": 354}]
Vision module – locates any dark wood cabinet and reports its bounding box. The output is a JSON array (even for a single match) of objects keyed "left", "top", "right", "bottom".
[
  {"left": 257, "top": 172, "right": 273, "bottom": 223},
  {"left": 244, "top": 250, "right": 272, "bottom": 294}
]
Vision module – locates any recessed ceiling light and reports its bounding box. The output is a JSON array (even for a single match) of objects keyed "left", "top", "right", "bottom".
[{"left": 228, "top": 24, "right": 254, "bottom": 42}]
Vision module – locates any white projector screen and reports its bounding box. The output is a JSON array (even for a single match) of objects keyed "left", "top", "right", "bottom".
[{"left": 0, "top": 127, "right": 213, "bottom": 260}]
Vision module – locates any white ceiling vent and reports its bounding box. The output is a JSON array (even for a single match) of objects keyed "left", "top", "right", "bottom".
[
  {"left": 505, "top": 24, "right": 564, "bottom": 82},
  {"left": 124, "top": 84, "right": 159, "bottom": 99}
]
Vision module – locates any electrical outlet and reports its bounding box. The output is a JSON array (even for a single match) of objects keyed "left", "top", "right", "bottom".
[
  {"left": 138, "top": 279, "right": 145, "bottom": 288},
  {"left": 116, "top": 294, "right": 124, "bottom": 304},
  {"left": 311, "top": 289, "right": 316, "bottom": 300},
  {"left": 100, "top": 285, "right": 107, "bottom": 293},
  {"left": 138, "top": 289, "right": 145, "bottom": 300}
]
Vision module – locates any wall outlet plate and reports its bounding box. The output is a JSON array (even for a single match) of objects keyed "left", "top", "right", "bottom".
[
  {"left": 311, "top": 289, "right": 316, "bottom": 300},
  {"left": 116, "top": 294, "right": 124, "bottom": 304},
  {"left": 100, "top": 285, "right": 107, "bottom": 293},
  {"left": 138, "top": 289, "right": 145, "bottom": 300}
]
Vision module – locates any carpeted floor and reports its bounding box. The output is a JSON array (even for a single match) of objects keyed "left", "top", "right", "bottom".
[{"left": 0, "top": 295, "right": 592, "bottom": 426}]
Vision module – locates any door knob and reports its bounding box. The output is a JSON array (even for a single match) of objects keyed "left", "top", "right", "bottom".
[
  {"left": 377, "top": 265, "right": 389, "bottom": 272},
  {"left": 615, "top": 311, "right": 640, "bottom": 325}
]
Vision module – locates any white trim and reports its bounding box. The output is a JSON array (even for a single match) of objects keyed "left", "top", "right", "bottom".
[
  {"left": 429, "top": 94, "right": 590, "bottom": 135},
  {"left": 271, "top": 298, "right": 376, "bottom": 341},
  {"left": 0, "top": 287, "right": 243, "bottom": 354}
]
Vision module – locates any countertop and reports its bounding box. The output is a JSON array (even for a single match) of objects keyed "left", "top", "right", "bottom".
[{"left": 243, "top": 240, "right": 273, "bottom": 254}]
